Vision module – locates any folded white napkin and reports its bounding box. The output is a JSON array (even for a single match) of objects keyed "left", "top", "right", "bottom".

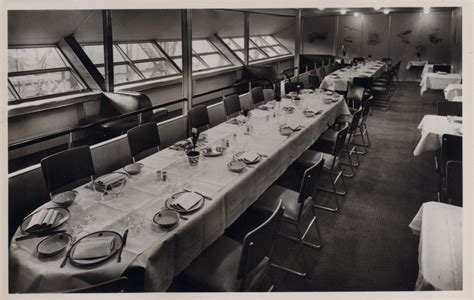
[
  {"left": 241, "top": 151, "right": 259, "bottom": 163},
  {"left": 72, "top": 236, "right": 117, "bottom": 260},
  {"left": 25, "top": 209, "right": 59, "bottom": 232},
  {"left": 96, "top": 173, "right": 124, "bottom": 187},
  {"left": 174, "top": 192, "right": 202, "bottom": 211}
]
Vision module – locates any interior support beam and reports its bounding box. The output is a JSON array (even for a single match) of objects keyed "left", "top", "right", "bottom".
[
  {"left": 102, "top": 10, "right": 114, "bottom": 92},
  {"left": 294, "top": 9, "right": 302, "bottom": 76},
  {"left": 181, "top": 9, "right": 193, "bottom": 113},
  {"left": 243, "top": 12, "right": 250, "bottom": 66}
]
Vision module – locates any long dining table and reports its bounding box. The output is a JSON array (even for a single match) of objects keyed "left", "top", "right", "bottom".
[{"left": 9, "top": 92, "right": 349, "bottom": 293}]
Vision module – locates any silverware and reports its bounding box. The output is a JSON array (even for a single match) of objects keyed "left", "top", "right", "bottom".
[
  {"left": 60, "top": 244, "right": 73, "bottom": 268},
  {"left": 257, "top": 153, "right": 269, "bottom": 157},
  {"left": 16, "top": 230, "right": 67, "bottom": 242},
  {"left": 183, "top": 188, "right": 213, "bottom": 201},
  {"left": 117, "top": 229, "right": 128, "bottom": 263}
]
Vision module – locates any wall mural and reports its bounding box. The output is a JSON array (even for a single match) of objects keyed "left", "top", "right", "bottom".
[
  {"left": 429, "top": 28, "right": 443, "bottom": 44},
  {"left": 367, "top": 33, "right": 380, "bottom": 45},
  {"left": 343, "top": 25, "right": 359, "bottom": 32},
  {"left": 397, "top": 30, "right": 412, "bottom": 44},
  {"left": 308, "top": 32, "right": 328, "bottom": 42}
]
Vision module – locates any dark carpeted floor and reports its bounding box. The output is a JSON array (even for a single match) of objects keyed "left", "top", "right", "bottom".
[{"left": 170, "top": 82, "right": 445, "bottom": 292}]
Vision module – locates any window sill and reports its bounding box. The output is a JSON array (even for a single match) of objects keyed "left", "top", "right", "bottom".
[
  {"left": 250, "top": 54, "right": 294, "bottom": 66},
  {"left": 8, "top": 91, "right": 103, "bottom": 118}
]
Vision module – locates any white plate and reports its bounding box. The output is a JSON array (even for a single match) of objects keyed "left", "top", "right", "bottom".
[
  {"left": 52, "top": 191, "right": 78, "bottom": 207},
  {"left": 68, "top": 231, "right": 123, "bottom": 267},
  {"left": 21, "top": 207, "right": 70, "bottom": 234},
  {"left": 233, "top": 151, "right": 262, "bottom": 164},
  {"left": 228, "top": 161, "right": 246, "bottom": 173},
  {"left": 37, "top": 232, "right": 72, "bottom": 256},
  {"left": 153, "top": 210, "right": 180, "bottom": 228},
  {"left": 165, "top": 191, "right": 205, "bottom": 214},
  {"left": 124, "top": 163, "right": 144, "bottom": 175}
]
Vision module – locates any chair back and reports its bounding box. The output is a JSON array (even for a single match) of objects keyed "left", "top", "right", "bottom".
[
  {"left": 237, "top": 199, "right": 284, "bottom": 291},
  {"left": 441, "top": 134, "right": 462, "bottom": 165},
  {"left": 318, "top": 67, "right": 326, "bottom": 78},
  {"left": 352, "top": 77, "right": 373, "bottom": 90},
  {"left": 297, "top": 155, "right": 324, "bottom": 219},
  {"left": 437, "top": 101, "right": 462, "bottom": 117},
  {"left": 223, "top": 94, "right": 242, "bottom": 119},
  {"left": 332, "top": 124, "right": 350, "bottom": 157},
  {"left": 349, "top": 108, "right": 364, "bottom": 135},
  {"left": 308, "top": 75, "right": 320, "bottom": 89},
  {"left": 64, "top": 277, "right": 128, "bottom": 293},
  {"left": 433, "top": 64, "right": 451, "bottom": 73},
  {"left": 127, "top": 122, "right": 160, "bottom": 162},
  {"left": 446, "top": 161, "right": 462, "bottom": 207},
  {"left": 361, "top": 97, "right": 372, "bottom": 123},
  {"left": 346, "top": 83, "right": 365, "bottom": 103},
  {"left": 353, "top": 57, "right": 365, "bottom": 62},
  {"left": 284, "top": 82, "right": 304, "bottom": 94},
  {"left": 251, "top": 86, "right": 265, "bottom": 107},
  {"left": 382, "top": 57, "right": 392, "bottom": 66},
  {"left": 40, "top": 146, "right": 95, "bottom": 196},
  {"left": 188, "top": 105, "right": 210, "bottom": 133}
]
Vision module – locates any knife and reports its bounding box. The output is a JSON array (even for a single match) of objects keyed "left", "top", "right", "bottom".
[
  {"left": 15, "top": 230, "right": 67, "bottom": 241},
  {"left": 117, "top": 229, "right": 128, "bottom": 263},
  {"left": 183, "top": 189, "right": 213, "bottom": 201}
]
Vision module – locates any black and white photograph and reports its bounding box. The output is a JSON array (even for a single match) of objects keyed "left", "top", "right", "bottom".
[{"left": 2, "top": 0, "right": 472, "bottom": 298}]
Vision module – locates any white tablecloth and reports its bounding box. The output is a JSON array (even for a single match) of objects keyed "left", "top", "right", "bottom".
[
  {"left": 413, "top": 115, "right": 462, "bottom": 156},
  {"left": 320, "top": 61, "right": 386, "bottom": 92},
  {"left": 9, "top": 93, "right": 350, "bottom": 293},
  {"left": 409, "top": 202, "right": 462, "bottom": 290},
  {"left": 420, "top": 73, "right": 462, "bottom": 95},
  {"left": 444, "top": 84, "right": 463, "bottom": 101},
  {"left": 406, "top": 60, "right": 428, "bottom": 70},
  {"left": 421, "top": 64, "right": 455, "bottom": 79}
]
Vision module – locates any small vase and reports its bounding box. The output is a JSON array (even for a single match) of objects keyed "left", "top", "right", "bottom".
[{"left": 186, "top": 150, "right": 200, "bottom": 166}]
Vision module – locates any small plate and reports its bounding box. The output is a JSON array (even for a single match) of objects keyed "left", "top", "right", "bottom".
[
  {"left": 52, "top": 191, "right": 78, "bottom": 207},
  {"left": 37, "top": 232, "right": 72, "bottom": 257},
  {"left": 323, "top": 98, "right": 332, "bottom": 104},
  {"left": 165, "top": 191, "right": 205, "bottom": 214},
  {"left": 282, "top": 106, "right": 295, "bottom": 114},
  {"left": 228, "top": 161, "right": 246, "bottom": 173},
  {"left": 153, "top": 210, "right": 180, "bottom": 228},
  {"left": 124, "top": 163, "right": 144, "bottom": 175},
  {"left": 279, "top": 127, "right": 293, "bottom": 136},
  {"left": 202, "top": 146, "right": 225, "bottom": 157},
  {"left": 68, "top": 231, "right": 123, "bottom": 268},
  {"left": 304, "top": 111, "right": 316, "bottom": 117},
  {"left": 21, "top": 207, "right": 70, "bottom": 234}
]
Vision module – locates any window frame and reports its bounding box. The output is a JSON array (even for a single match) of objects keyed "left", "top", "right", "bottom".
[
  {"left": 7, "top": 45, "right": 90, "bottom": 105},
  {"left": 222, "top": 35, "right": 291, "bottom": 63}
]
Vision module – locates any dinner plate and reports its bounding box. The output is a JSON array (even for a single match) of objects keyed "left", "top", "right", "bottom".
[
  {"left": 233, "top": 151, "right": 262, "bottom": 165},
  {"left": 36, "top": 232, "right": 72, "bottom": 257},
  {"left": 52, "top": 190, "right": 78, "bottom": 207},
  {"left": 124, "top": 163, "right": 144, "bottom": 175},
  {"left": 228, "top": 161, "right": 247, "bottom": 173},
  {"left": 202, "top": 146, "right": 225, "bottom": 157},
  {"left": 153, "top": 210, "right": 180, "bottom": 228},
  {"left": 93, "top": 172, "right": 128, "bottom": 192},
  {"left": 68, "top": 231, "right": 123, "bottom": 268},
  {"left": 165, "top": 191, "right": 205, "bottom": 214},
  {"left": 21, "top": 207, "right": 70, "bottom": 234}
]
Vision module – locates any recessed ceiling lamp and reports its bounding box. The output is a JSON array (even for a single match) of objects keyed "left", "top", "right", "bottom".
[
  {"left": 318, "top": 6, "right": 325, "bottom": 10},
  {"left": 354, "top": 12, "right": 360, "bottom": 17},
  {"left": 374, "top": 6, "right": 381, "bottom": 10},
  {"left": 340, "top": 9, "right": 347, "bottom": 15},
  {"left": 423, "top": 6, "right": 431, "bottom": 14},
  {"left": 383, "top": 9, "right": 390, "bottom": 15}
]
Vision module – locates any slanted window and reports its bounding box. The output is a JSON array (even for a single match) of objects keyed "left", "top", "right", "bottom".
[
  {"left": 81, "top": 42, "right": 180, "bottom": 85},
  {"left": 222, "top": 35, "right": 291, "bottom": 62},
  {"left": 157, "top": 39, "right": 232, "bottom": 72},
  {"left": 8, "top": 46, "right": 88, "bottom": 103}
]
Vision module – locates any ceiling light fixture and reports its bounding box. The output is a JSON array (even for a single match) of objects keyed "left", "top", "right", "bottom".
[
  {"left": 383, "top": 9, "right": 390, "bottom": 15},
  {"left": 423, "top": 7, "right": 430, "bottom": 14},
  {"left": 354, "top": 12, "right": 360, "bottom": 17},
  {"left": 374, "top": 7, "right": 381, "bottom": 11},
  {"left": 340, "top": 9, "right": 347, "bottom": 15}
]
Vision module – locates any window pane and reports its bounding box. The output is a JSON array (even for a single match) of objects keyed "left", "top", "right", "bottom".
[
  {"left": 100, "top": 65, "right": 142, "bottom": 84},
  {"left": 173, "top": 58, "right": 182, "bottom": 69},
  {"left": 232, "top": 37, "right": 245, "bottom": 49},
  {"left": 250, "top": 36, "right": 267, "bottom": 47},
  {"left": 8, "top": 89, "right": 17, "bottom": 102},
  {"left": 82, "top": 45, "right": 125, "bottom": 64},
  {"left": 171, "top": 57, "right": 208, "bottom": 71},
  {"left": 272, "top": 45, "right": 290, "bottom": 55},
  {"left": 223, "top": 38, "right": 238, "bottom": 50},
  {"left": 235, "top": 50, "right": 244, "bottom": 61},
  {"left": 200, "top": 53, "right": 230, "bottom": 68},
  {"left": 249, "top": 49, "right": 267, "bottom": 60},
  {"left": 135, "top": 61, "right": 178, "bottom": 78},
  {"left": 261, "top": 35, "right": 279, "bottom": 46},
  {"left": 8, "top": 47, "right": 65, "bottom": 72},
  {"left": 10, "top": 71, "right": 85, "bottom": 99},
  {"left": 192, "top": 40, "right": 216, "bottom": 53},
  {"left": 158, "top": 41, "right": 182, "bottom": 57},
  {"left": 118, "top": 43, "right": 162, "bottom": 60},
  {"left": 261, "top": 47, "right": 279, "bottom": 57}
]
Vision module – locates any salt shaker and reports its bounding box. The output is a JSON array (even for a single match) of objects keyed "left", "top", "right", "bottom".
[{"left": 161, "top": 170, "right": 167, "bottom": 181}]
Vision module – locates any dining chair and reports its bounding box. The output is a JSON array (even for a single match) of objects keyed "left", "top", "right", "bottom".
[
  {"left": 345, "top": 83, "right": 365, "bottom": 108},
  {"left": 353, "top": 57, "right": 365, "bottom": 63},
  {"left": 180, "top": 199, "right": 284, "bottom": 292},
  {"left": 308, "top": 74, "right": 321, "bottom": 90},
  {"left": 433, "top": 64, "right": 452, "bottom": 74},
  {"left": 445, "top": 160, "right": 462, "bottom": 207},
  {"left": 188, "top": 105, "right": 210, "bottom": 134},
  {"left": 251, "top": 86, "right": 265, "bottom": 108},
  {"left": 352, "top": 77, "right": 374, "bottom": 102},
  {"left": 40, "top": 145, "right": 95, "bottom": 198},
  {"left": 336, "top": 98, "right": 372, "bottom": 154},
  {"left": 62, "top": 277, "right": 128, "bottom": 293},
  {"left": 296, "top": 124, "right": 350, "bottom": 212},
  {"left": 437, "top": 101, "right": 462, "bottom": 117},
  {"left": 127, "top": 122, "right": 161, "bottom": 162},
  {"left": 439, "top": 134, "right": 462, "bottom": 201},
  {"left": 381, "top": 57, "right": 392, "bottom": 67},
  {"left": 284, "top": 82, "right": 305, "bottom": 94},
  {"left": 318, "top": 67, "right": 326, "bottom": 79},
  {"left": 223, "top": 94, "right": 242, "bottom": 119},
  {"left": 251, "top": 155, "right": 324, "bottom": 277}
]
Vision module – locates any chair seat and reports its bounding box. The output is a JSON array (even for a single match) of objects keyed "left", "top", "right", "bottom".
[
  {"left": 371, "top": 86, "right": 387, "bottom": 92},
  {"left": 296, "top": 150, "right": 338, "bottom": 170},
  {"left": 252, "top": 185, "right": 311, "bottom": 222},
  {"left": 336, "top": 114, "right": 353, "bottom": 124},
  {"left": 180, "top": 236, "right": 269, "bottom": 292}
]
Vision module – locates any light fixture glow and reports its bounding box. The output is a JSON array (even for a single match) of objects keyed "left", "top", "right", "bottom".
[
  {"left": 318, "top": 7, "right": 325, "bottom": 10},
  {"left": 354, "top": 12, "right": 360, "bottom": 17},
  {"left": 383, "top": 9, "right": 390, "bottom": 15},
  {"left": 423, "top": 7, "right": 430, "bottom": 14},
  {"left": 374, "top": 6, "right": 381, "bottom": 10},
  {"left": 340, "top": 9, "right": 347, "bottom": 15}
]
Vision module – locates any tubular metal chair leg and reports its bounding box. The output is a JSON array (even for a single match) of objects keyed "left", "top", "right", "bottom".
[
  {"left": 279, "top": 217, "right": 322, "bottom": 249},
  {"left": 364, "top": 125, "right": 371, "bottom": 147},
  {"left": 271, "top": 226, "right": 309, "bottom": 277},
  {"left": 318, "top": 168, "right": 346, "bottom": 196},
  {"left": 340, "top": 151, "right": 355, "bottom": 177}
]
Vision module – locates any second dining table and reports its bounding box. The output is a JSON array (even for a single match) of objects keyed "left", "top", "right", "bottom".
[{"left": 9, "top": 91, "right": 350, "bottom": 293}]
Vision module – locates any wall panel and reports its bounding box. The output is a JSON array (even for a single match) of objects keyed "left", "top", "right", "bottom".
[
  {"left": 301, "top": 16, "right": 335, "bottom": 55},
  {"left": 361, "top": 14, "right": 389, "bottom": 59},
  {"left": 336, "top": 15, "right": 363, "bottom": 58}
]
